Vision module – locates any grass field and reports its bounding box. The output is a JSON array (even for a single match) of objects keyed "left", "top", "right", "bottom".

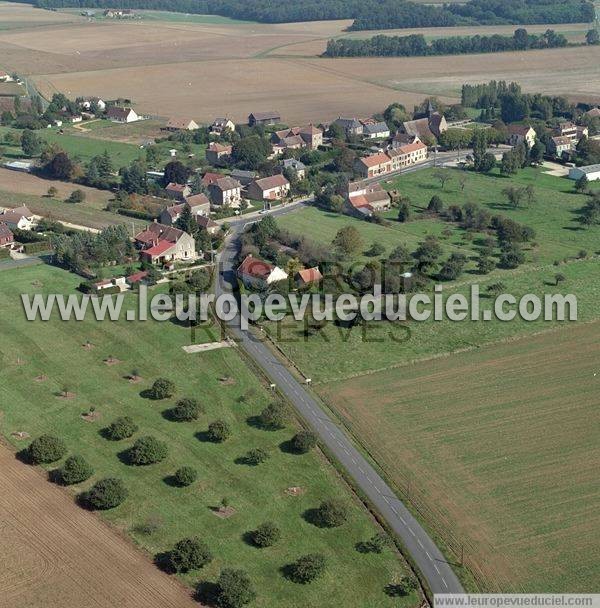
[
  {"left": 318, "top": 322, "right": 600, "bottom": 592},
  {"left": 0, "top": 264, "right": 415, "bottom": 608}
]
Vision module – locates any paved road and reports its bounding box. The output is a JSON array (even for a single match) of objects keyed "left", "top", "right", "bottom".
[{"left": 215, "top": 213, "right": 464, "bottom": 596}]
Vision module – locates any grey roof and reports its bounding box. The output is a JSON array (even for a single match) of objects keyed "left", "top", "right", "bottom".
[
  {"left": 282, "top": 158, "right": 306, "bottom": 171},
  {"left": 334, "top": 117, "right": 362, "bottom": 130},
  {"left": 363, "top": 121, "right": 389, "bottom": 135},
  {"left": 576, "top": 163, "right": 600, "bottom": 174}
]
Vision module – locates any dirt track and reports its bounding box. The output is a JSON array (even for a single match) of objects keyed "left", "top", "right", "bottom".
[{"left": 0, "top": 445, "right": 197, "bottom": 608}]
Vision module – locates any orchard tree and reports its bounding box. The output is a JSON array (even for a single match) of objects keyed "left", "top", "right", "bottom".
[
  {"left": 82, "top": 478, "right": 127, "bottom": 510},
  {"left": 171, "top": 398, "right": 203, "bottom": 422},
  {"left": 27, "top": 434, "right": 67, "bottom": 464},
  {"left": 128, "top": 436, "right": 168, "bottom": 465},
  {"left": 287, "top": 554, "right": 327, "bottom": 584},
  {"left": 313, "top": 499, "right": 348, "bottom": 528},
  {"left": 332, "top": 225, "right": 363, "bottom": 256},
  {"left": 214, "top": 569, "right": 256, "bottom": 608},
  {"left": 57, "top": 454, "right": 93, "bottom": 485},
  {"left": 207, "top": 419, "right": 231, "bottom": 443},
  {"left": 174, "top": 466, "right": 197, "bottom": 487},
  {"left": 250, "top": 521, "right": 281, "bottom": 547},
  {"left": 168, "top": 537, "right": 212, "bottom": 573},
  {"left": 291, "top": 430, "right": 317, "bottom": 454},
  {"left": 258, "top": 401, "right": 288, "bottom": 430},
  {"left": 149, "top": 377, "right": 176, "bottom": 400},
  {"left": 104, "top": 416, "right": 138, "bottom": 440}
]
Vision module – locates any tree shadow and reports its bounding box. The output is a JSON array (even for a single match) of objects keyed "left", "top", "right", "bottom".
[
  {"left": 153, "top": 551, "right": 175, "bottom": 574},
  {"left": 278, "top": 439, "right": 297, "bottom": 455},
  {"left": 15, "top": 448, "right": 32, "bottom": 465},
  {"left": 139, "top": 388, "right": 156, "bottom": 400},
  {"left": 162, "top": 475, "right": 181, "bottom": 487},
  {"left": 241, "top": 531, "right": 258, "bottom": 547},
  {"left": 194, "top": 581, "right": 219, "bottom": 606},
  {"left": 195, "top": 430, "right": 216, "bottom": 443},
  {"left": 302, "top": 508, "right": 324, "bottom": 527}
]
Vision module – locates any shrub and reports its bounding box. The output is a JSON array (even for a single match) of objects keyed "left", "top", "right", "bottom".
[
  {"left": 427, "top": 195, "right": 444, "bottom": 213},
  {"left": 105, "top": 416, "right": 138, "bottom": 440},
  {"left": 149, "top": 377, "right": 176, "bottom": 400},
  {"left": 357, "top": 532, "right": 389, "bottom": 554},
  {"left": 168, "top": 537, "right": 212, "bottom": 573},
  {"left": 314, "top": 499, "right": 348, "bottom": 528},
  {"left": 291, "top": 430, "right": 317, "bottom": 454},
  {"left": 128, "top": 436, "right": 168, "bottom": 465},
  {"left": 174, "top": 466, "right": 197, "bottom": 487},
  {"left": 66, "top": 189, "right": 86, "bottom": 204},
  {"left": 258, "top": 401, "right": 288, "bottom": 430},
  {"left": 215, "top": 568, "right": 256, "bottom": 608},
  {"left": 207, "top": 419, "right": 231, "bottom": 443},
  {"left": 57, "top": 454, "right": 94, "bottom": 485},
  {"left": 385, "top": 576, "right": 418, "bottom": 597},
  {"left": 287, "top": 554, "right": 326, "bottom": 584},
  {"left": 171, "top": 398, "right": 203, "bottom": 422},
  {"left": 250, "top": 521, "right": 281, "bottom": 548},
  {"left": 244, "top": 448, "right": 269, "bottom": 465},
  {"left": 82, "top": 478, "right": 127, "bottom": 510},
  {"left": 27, "top": 434, "right": 67, "bottom": 464}
]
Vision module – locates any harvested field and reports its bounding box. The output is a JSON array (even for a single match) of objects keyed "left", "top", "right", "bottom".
[
  {"left": 0, "top": 2, "right": 82, "bottom": 30},
  {"left": 318, "top": 322, "right": 600, "bottom": 592},
  {"left": 0, "top": 444, "right": 197, "bottom": 608}
]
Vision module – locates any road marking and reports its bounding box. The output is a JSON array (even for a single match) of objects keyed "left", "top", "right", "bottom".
[
  {"left": 408, "top": 527, "right": 416, "bottom": 537},
  {"left": 417, "top": 539, "right": 424, "bottom": 549},
  {"left": 426, "top": 551, "right": 432, "bottom": 561},
  {"left": 434, "top": 564, "right": 440, "bottom": 574},
  {"left": 442, "top": 577, "right": 448, "bottom": 589}
]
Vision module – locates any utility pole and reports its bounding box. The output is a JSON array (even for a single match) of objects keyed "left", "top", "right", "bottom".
[{"left": 433, "top": 145, "right": 438, "bottom": 167}]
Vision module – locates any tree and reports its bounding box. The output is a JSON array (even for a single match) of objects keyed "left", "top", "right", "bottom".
[
  {"left": 56, "top": 454, "right": 93, "bottom": 485},
  {"left": 128, "top": 436, "right": 168, "bottom": 466},
  {"left": 575, "top": 175, "right": 589, "bottom": 193},
  {"left": 45, "top": 151, "right": 74, "bottom": 180},
  {"left": 207, "top": 419, "right": 231, "bottom": 442},
  {"left": 529, "top": 140, "right": 545, "bottom": 165},
  {"left": 168, "top": 537, "right": 212, "bottom": 573},
  {"left": 525, "top": 184, "right": 536, "bottom": 207},
  {"left": 215, "top": 569, "right": 256, "bottom": 608},
  {"left": 586, "top": 29, "right": 600, "bottom": 45},
  {"left": 171, "top": 398, "right": 203, "bottom": 421},
  {"left": 499, "top": 243, "right": 525, "bottom": 269},
  {"left": 250, "top": 521, "right": 281, "bottom": 547},
  {"left": 332, "top": 225, "right": 363, "bottom": 255},
  {"left": 105, "top": 416, "right": 138, "bottom": 440},
  {"left": 120, "top": 160, "right": 147, "bottom": 194},
  {"left": 397, "top": 200, "right": 411, "bottom": 222},
  {"left": 432, "top": 169, "right": 452, "bottom": 190},
  {"left": 67, "top": 189, "right": 86, "bottom": 204},
  {"left": 358, "top": 532, "right": 389, "bottom": 554},
  {"left": 477, "top": 152, "right": 496, "bottom": 173},
  {"left": 287, "top": 554, "right": 327, "bottom": 584},
  {"left": 163, "top": 160, "right": 190, "bottom": 186},
  {"left": 366, "top": 242, "right": 386, "bottom": 257},
  {"left": 258, "top": 401, "right": 288, "bottom": 430},
  {"left": 82, "top": 478, "right": 127, "bottom": 510},
  {"left": 477, "top": 255, "right": 495, "bottom": 274},
  {"left": 502, "top": 186, "right": 526, "bottom": 209},
  {"left": 314, "top": 499, "right": 348, "bottom": 528},
  {"left": 385, "top": 576, "right": 418, "bottom": 597},
  {"left": 21, "top": 129, "right": 41, "bottom": 157},
  {"left": 244, "top": 447, "right": 270, "bottom": 465},
  {"left": 174, "top": 466, "right": 197, "bottom": 487},
  {"left": 554, "top": 272, "right": 566, "bottom": 286},
  {"left": 27, "top": 434, "right": 67, "bottom": 464},
  {"left": 427, "top": 195, "right": 443, "bottom": 213},
  {"left": 149, "top": 377, "right": 176, "bottom": 400},
  {"left": 232, "top": 135, "right": 272, "bottom": 170},
  {"left": 47, "top": 186, "right": 58, "bottom": 198},
  {"left": 291, "top": 430, "right": 317, "bottom": 453},
  {"left": 413, "top": 236, "right": 442, "bottom": 274},
  {"left": 438, "top": 252, "right": 467, "bottom": 281}
]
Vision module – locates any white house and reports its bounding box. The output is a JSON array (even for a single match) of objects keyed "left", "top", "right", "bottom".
[
  {"left": 246, "top": 174, "right": 290, "bottom": 201},
  {"left": 569, "top": 163, "right": 600, "bottom": 182},
  {"left": 0, "top": 205, "right": 35, "bottom": 230},
  {"left": 106, "top": 106, "right": 139, "bottom": 123},
  {"left": 166, "top": 118, "right": 200, "bottom": 131}
]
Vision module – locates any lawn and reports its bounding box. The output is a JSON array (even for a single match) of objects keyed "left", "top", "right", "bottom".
[
  {"left": 0, "top": 264, "right": 415, "bottom": 608},
  {"left": 318, "top": 321, "right": 600, "bottom": 593}
]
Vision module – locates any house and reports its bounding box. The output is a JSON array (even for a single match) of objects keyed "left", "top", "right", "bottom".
[
  {"left": 159, "top": 194, "right": 210, "bottom": 225},
  {"left": 362, "top": 121, "right": 390, "bottom": 139},
  {"left": 211, "top": 117, "right": 235, "bottom": 134},
  {"left": 248, "top": 111, "right": 281, "bottom": 127},
  {"left": 0, "top": 71, "right": 14, "bottom": 83},
  {"left": 0, "top": 223, "right": 14, "bottom": 247},
  {"left": 391, "top": 132, "right": 421, "bottom": 149},
  {"left": 184, "top": 193, "right": 211, "bottom": 215},
  {"left": 126, "top": 270, "right": 149, "bottom": 287},
  {"left": 166, "top": 118, "right": 200, "bottom": 131},
  {"left": 165, "top": 182, "right": 191, "bottom": 201},
  {"left": 230, "top": 169, "right": 257, "bottom": 186},
  {"left": 247, "top": 174, "right": 290, "bottom": 201},
  {"left": 506, "top": 125, "right": 536, "bottom": 149},
  {"left": 106, "top": 106, "right": 139, "bottom": 123},
  {"left": 553, "top": 121, "right": 588, "bottom": 144},
  {"left": 584, "top": 107, "right": 600, "bottom": 119},
  {"left": 237, "top": 254, "right": 288, "bottom": 289},
  {"left": 3, "top": 160, "right": 34, "bottom": 173},
  {"left": 135, "top": 223, "right": 196, "bottom": 264},
  {"left": 354, "top": 142, "right": 428, "bottom": 178},
  {"left": 208, "top": 176, "right": 243, "bottom": 208},
  {"left": 298, "top": 125, "right": 323, "bottom": 149},
  {"left": 92, "top": 276, "right": 127, "bottom": 292},
  {"left": 345, "top": 181, "right": 391, "bottom": 216},
  {"left": 196, "top": 215, "right": 220, "bottom": 236},
  {"left": 280, "top": 158, "right": 306, "bottom": 180},
  {"left": 0, "top": 205, "right": 35, "bottom": 231},
  {"left": 295, "top": 267, "right": 322, "bottom": 287},
  {"left": 388, "top": 141, "right": 428, "bottom": 169},
  {"left": 206, "top": 142, "right": 233, "bottom": 165},
  {"left": 80, "top": 97, "right": 106, "bottom": 111},
  {"left": 70, "top": 115, "right": 83, "bottom": 124},
  {"left": 548, "top": 136, "right": 573, "bottom": 157},
  {"left": 202, "top": 172, "right": 225, "bottom": 187},
  {"left": 354, "top": 152, "right": 391, "bottom": 179},
  {"left": 332, "top": 117, "right": 363, "bottom": 137},
  {"left": 272, "top": 125, "right": 323, "bottom": 152},
  {"left": 569, "top": 163, "right": 600, "bottom": 182}
]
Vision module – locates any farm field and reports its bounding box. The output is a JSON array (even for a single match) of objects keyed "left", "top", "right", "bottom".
[
  {"left": 317, "top": 322, "right": 600, "bottom": 592},
  {"left": 0, "top": 3, "right": 597, "bottom": 124},
  {"left": 0, "top": 264, "right": 414, "bottom": 608},
  {"left": 0, "top": 444, "right": 197, "bottom": 608}
]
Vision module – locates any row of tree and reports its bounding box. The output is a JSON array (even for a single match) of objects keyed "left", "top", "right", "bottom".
[{"left": 324, "top": 28, "right": 569, "bottom": 58}]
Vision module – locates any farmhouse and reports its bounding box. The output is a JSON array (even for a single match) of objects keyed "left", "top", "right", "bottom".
[
  {"left": 506, "top": 125, "right": 536, "bottom": 149},
  {"left": 106, "top": 106, "right": 139, "bottom": 123},
  {"left": 280, "top": 158, "right": 306, "bottom": 179},
  {"left": 272, "top": 125, "right": 323, "bottom": 151},
  {"left": 345, "top": 180, "right": 390, "bottom": 216},
  {"left": 296, "top": 267, "right": 323, "bottom": 287},
  {"left": 160, "top": 195, "right": 210, "bottom": 225},
  {"left": 333, "top": 117, "right": 363, "bottom": 137},
  {"left": 568, "top": 163, "right": 600, "bottom": 182},
  {"left": 0, "top": 205, "right": 34, "bottom": 230},
  {"left": 211, "top": 117, "right": 235, "bottom": 134},
  {"left": 237, "top": 254, "right": 288, "bottom": 289},
  {"left": 166, "top": 118, "right": 199, "bottom": 131},
  {"left": 0, "top": 71, "right": 14, "bottom": 83},
  {"left": 230, "top": 169, "right": 257, "bottom": 186},
  {"left": 584, "top": 107, "right": 600, "bottom": 119},
  {"left": 0, "top": 222, "right": 14, "bottom": 247},
  {"left": 354, "top": 141, "right": 428, "bottom": 178},
  {"left": 208, "top": 176, "right": 243, "bottom": 208},
  {"left": 196, "top": 215, "right": 220, "bottom": 235},
  {"left": 134, "top": 223, "right": 196, "bottom": 264},
  {"left": 247, "top": 174, "right": 290, "bottom": 201},
  {"left": 248, "top": 111, "right": 281, "bottom": 126},
  {"left": 206, "top": 142, "right": 233, "bottom": 165},
  {"left": 548, "top": 136, "right": 572, "bottom": 157},
  {"left": 80, "top": 97, "right": 106, "bottom": 111},
  {"left": 165, "top": 182, "right": 191, "bottom": 201},
  {"left": 391, "top": 132, "right": 421, "bottom": 149},
  {"left": 362, "top": 121, "right": 390, "bottom": 139}
]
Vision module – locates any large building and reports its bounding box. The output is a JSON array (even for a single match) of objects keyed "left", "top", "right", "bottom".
[
  {"left": 354, "top": 142, "right": 428, "bottom": 178},
  {"left": 569, "top": 164, "right": 600, "bottom": 182},
  {"left": 134, "top": 223, "right": 196, "bottom": 264}
]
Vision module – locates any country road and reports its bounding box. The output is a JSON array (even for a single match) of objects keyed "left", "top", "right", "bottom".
[{"left": 214, "top": 203, "right": 465, "bottom": 596}]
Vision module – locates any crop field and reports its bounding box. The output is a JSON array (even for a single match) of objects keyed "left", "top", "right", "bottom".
[
  {"left": 0, "top": 3, "right": 597, "bottom": 124},
  {"left": 317, "top": 322, "right": 600, "bottom": 592},
  {"left": 0, "top": 264, "right": 414, "bottom": 608}
]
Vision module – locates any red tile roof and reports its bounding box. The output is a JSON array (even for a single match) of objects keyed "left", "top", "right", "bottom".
[
  {"left": 237, "top": 255, "right": 274, "bottom": 280},
  {"left": 254, "top": 174, "right": 289, "bottom": 191},
  {"left": 127, "top": 270, "right": 149, "bottom": 283},
  {"left": 359, "top": 152, "right": 390, "bottom": 168},
  {"left": 297, "top": 267, "right": 323, "bottom": 283}
]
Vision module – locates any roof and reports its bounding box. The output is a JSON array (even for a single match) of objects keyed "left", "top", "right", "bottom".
[
  {"left": 213, "top": 176, "right": 241, "bottom": 191},
  {"left": 358, "top": 152, "right": 390, "bottom": 168},
  {"left": 184, "top": 193, "right": 210, "bottom": 208},
  {"left": 585, "top": 107, "right": 600, "bottom": 118},
  {"left": 106, "top": 106, "right": 134, "bottom": 120},
  {"left": 0, "top": 222, "right": 13, "bottom": 239},
  {"left": 237, "top": 255, "right": 274, "bottom": 280},
  {"left": 507, "top": 124, "right": 534, "bottom": 136},
  {"left": 363, "top": 121, "right": 389, "bottom": 135},
  {"left": 551, "top": 136, "right": 572, "bottom": 146},
  {"left": 297, "top": 267, "right": 323, "bottom": 283},
  {"left": 299, "top": 124, "right": 322, "bottom": 135},
  {"left": 163, "top": 203, "right": 184, "bottom": 220},
  {"left": 279, "top": 135, "right": 304, "bottom": 147},
  {"left": 574, "top": 163, "right": 600, "bottom": 174},
  {"left": 253, "top": 174, "right": 289, "bottom": 190},
  {"left": 213, "top": 117, "right": 233, "bottom": 125},
  {"left": 282, "top": 158, "right": 306, "bottom": 170},
  {"left": 127, "top": 271, "right": 149, "bottom": 283},
  {"left": 202, "top": 172, "right": 224, "bottom": 186},
  {"left": 166, "top": 118, "right": 197, "bottom": 129},
  {"left": 334, "top": 117, "right": 362, "bottom": 130},
  {"left": 165, "top": 182, "right": 188, "bottom": 194},
  {"left": 143, "top": 240, "right": 175, "bottom": 258},
  {"left": 395, "top": 141, "right": 427, "bottom": 155},
  {"left": 1, "top": 205, "right": 33, "bottom": 223},
  {"left": 196, "top": 215, "right": 218, "bottom": 229},
  {"left": 135, "top": 223, "right": 186, "bottom": 245},
  {"left": 250, "top": 111, "right": 280, "bottom": 121},
  {"left": 207, "top": 142, "right": 232, "bottom": 153},
  {"left": 230, "top": 169, "right": 257, "bottom": 179},
  {"left": 403, "top": 118, "right": 433, "bottom": 140}
]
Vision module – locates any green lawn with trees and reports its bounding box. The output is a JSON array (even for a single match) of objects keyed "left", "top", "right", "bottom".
[{"left": 0, "top": 264, "right": 416, "bottom": 608}]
